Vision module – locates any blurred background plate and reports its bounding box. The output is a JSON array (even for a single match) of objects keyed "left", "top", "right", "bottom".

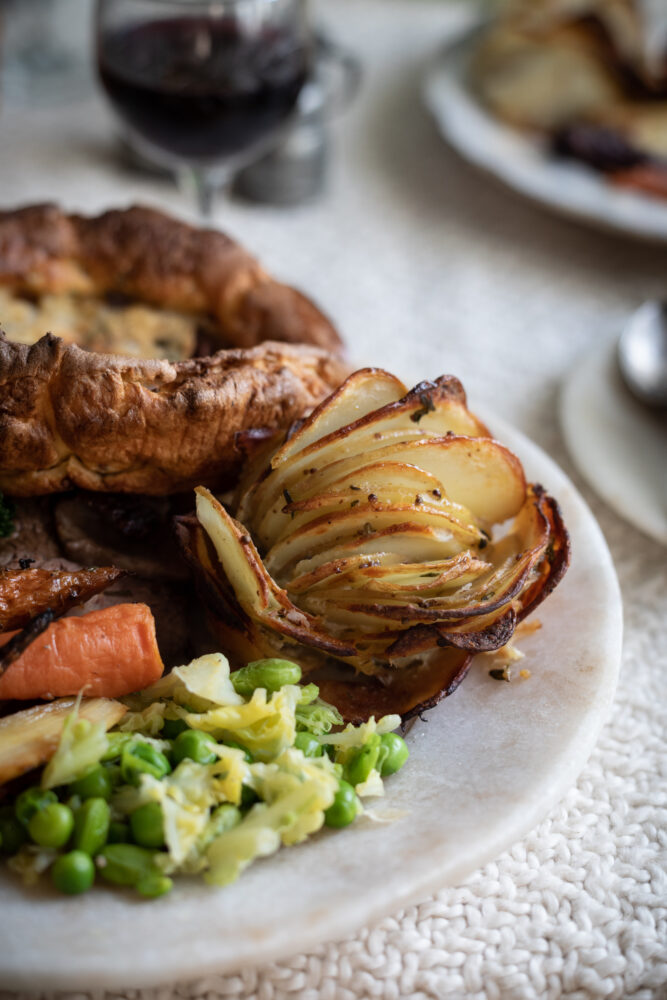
[
  {"left": 560, "top": 338, "right": 667, "bottom": 546},
  {"left": 0, "top": 412, "right": 622, "bottom": 991},
  {"left": 423, "top": 27, "right": 667, "bottom": 244}
]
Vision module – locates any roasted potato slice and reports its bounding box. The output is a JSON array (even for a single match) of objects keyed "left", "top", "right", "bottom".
[
  {"left": 238, "top": 377, "right": 489, "bottom": 530},
  {"left": 195, "top": 488, "right": 356, "bottom": 658},
  {"left": 190, "top": 370, "right": 569, "bottom": 720},
  {"left": 253, "top": 436, "right": 524, "bottom": 548},
  {"left": 264, "top": 505, "right": 483, "bottom": 579}
]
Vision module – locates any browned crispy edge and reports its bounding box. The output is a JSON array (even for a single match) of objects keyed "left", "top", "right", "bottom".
[
  {"left": 0, "top": 203, "right": 342, "bottom": 354},
  {"left": 0, "top": 333, "right": 349, "bottom": 496}
]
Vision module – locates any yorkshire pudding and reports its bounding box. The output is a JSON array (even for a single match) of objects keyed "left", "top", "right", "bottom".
[
  {"left": 0, "top": 204, "right": 347, "bottom": 497},
  {"left": 0, "top": 333, "right": 347, "bottom": 496},
  {"left": 0, "top": 203, "right": 341, "bottom": 359}
]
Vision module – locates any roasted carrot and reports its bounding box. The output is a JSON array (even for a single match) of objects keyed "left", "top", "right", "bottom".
[{"left": 0, "top": 603, "right": 164, "bottom": 701}]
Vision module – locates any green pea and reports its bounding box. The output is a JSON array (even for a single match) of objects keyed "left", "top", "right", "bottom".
[
  {"left": 378, "top": 733, "right": 409, "bottom": 776},
  {"left": 130, "top": 802, "right": 165, "bottom": 849},
  {"left": 136, "top": 873, "right": 173, "bottom": 898},
  {"left": 121, "top": 741, "right": 171, "bottom": 786},
  {"left": 97, "top": 843, "right": 160, "bottom": 887},
  {"left": 172, "top": 728, "right": 217, "bottom": 766},
  {"left": 231, "top": 658, "right": 302, "bottom": 696},
  {"left": 72, "top": 797, "right": 110, "bottom": 855},
  {"left": 294, "top": 732, "right": 323, "bottom": 758},
  {"left": 108, "top": 821, "right": 131, "bottom": 844},
  {"left": 161, "top": 717, "right": 189, "bottom": 739},
  {"left": 68, "top": 764, "right": 112, "bottom": 801},
  {"left": 324, "top": 781, "right": 359, "bottom": 828},
  {"left": 205, "top": 804, "right": 242, "bottom": 841},
  {"left": 28, "top": 802, "right": 74, "bottom": 848},
  {"left": 0, "top": 815, "right": 27, "bottom": 855},
  {"left": 14, "top": 787, "right": 57, "bottom": 827},
  {"left": 344, "top": 734, "right": 381, "bottom": 787},
  {"left": 52, "top": 850, "right": 95, "bottom": 895}
]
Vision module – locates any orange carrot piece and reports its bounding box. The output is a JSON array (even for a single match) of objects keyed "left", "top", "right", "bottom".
[{"left": 0, "top": 603, "right": 164, "bottom": 701}]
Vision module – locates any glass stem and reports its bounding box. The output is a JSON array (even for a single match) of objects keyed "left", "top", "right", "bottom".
[{"left": 178, "top": 167, "right": 229, "bottom": 221}]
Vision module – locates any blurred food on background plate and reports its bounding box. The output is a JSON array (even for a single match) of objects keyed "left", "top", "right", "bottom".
[{"left": 471, "top": 0, "right": 667, "bottom": 198}]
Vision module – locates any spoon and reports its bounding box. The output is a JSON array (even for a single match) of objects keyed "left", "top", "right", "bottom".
[{"left": 617, "top": 300, "right": 667, "bottom": 409}]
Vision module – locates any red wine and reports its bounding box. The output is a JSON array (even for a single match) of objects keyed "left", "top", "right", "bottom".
[{"left": 98, "top": 17, "right": 309, "bottom": 161}]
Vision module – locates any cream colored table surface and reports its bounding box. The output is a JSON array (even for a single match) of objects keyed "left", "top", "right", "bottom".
[{"left": 0, "top": 2, "right": 665, "bottom": 997}]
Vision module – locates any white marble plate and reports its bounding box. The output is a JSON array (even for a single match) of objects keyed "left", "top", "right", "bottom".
[
  {"left": 423, "top": 29, "right": 667, "bottom": 243},
  {"left": 0, "top": 415, "right": 622, "bottom": 991},
  {"left": 561, "top": 337, "right": 667, "bottom": 545}
]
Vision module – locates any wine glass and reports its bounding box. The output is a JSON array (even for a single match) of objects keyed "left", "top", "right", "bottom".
[{"left": 95, "top": 0, "right": 312, "bottom": 217}]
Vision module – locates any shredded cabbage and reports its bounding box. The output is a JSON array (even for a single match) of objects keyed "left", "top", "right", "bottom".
[
  {"left": 296, "top": 697, "right": 343, "bottom": 735},
  {"left": 319, "top": 715, "right": 401, "bottom": 749},
  {"left": 41, "top": 701, "right": 108, "bottom": 789},
  {"left": 4, "top": 652, "right": 409, "bottom": 898},
  {"left": 138, "top": 652, "right": 244, "bottom": 710},
  {"left": 179, "top": 685, "right": 301, "bottom": 762},
  {"left": 205, "top": 749, "right": 338, "bottom": 886}
]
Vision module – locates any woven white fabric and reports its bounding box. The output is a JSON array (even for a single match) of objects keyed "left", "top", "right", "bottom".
[{"left": 1, "top": 1, "right": 666, "bottom": 997}]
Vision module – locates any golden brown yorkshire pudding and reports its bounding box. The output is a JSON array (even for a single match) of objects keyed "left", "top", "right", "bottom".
[
  {"left": 0, "top": 204, "right": 342, "bottom": 359},
  {"left": 0, "top": 333, "right": 347, "bottom": 497}
]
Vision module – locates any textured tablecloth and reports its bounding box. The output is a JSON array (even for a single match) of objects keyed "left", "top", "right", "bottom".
[{"left": 1, "top": 1, "right": 666, "bottom": 997}]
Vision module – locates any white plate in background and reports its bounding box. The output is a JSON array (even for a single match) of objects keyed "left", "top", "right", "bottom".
[
  {"left": 423, "top": 29, "right": 667, "bottom": 243},
  {"left": 561, "top": 337, "right": 667, "bottom": 545}
]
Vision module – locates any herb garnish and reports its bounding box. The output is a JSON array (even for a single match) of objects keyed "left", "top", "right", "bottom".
[
  {"left": 410, "top": 392, "right": 436, "bottom": 423},
  {"left": 282, "top": 489, "right": 295, "bottom": 519},
  {"left": 489, "top": 666, "right": 511, "bottom": 682}
]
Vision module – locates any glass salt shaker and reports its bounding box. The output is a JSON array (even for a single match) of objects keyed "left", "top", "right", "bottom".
[{"left": 233, "top": 34, "right": 361, "bottom": 205}]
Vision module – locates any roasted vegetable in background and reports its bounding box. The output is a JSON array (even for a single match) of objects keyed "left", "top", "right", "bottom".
[
  {"left": 0, "top": 566, "right": 123, "bottom": 633},
  {"left": 181, "top": 369, "right": 569, "bottom": 721},
  {"left": 0, "top": 697, "right": 127, "bottom": 785}
]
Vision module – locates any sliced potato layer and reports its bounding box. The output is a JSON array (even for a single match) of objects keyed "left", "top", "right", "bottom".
[{"left": 193, "top": 369, "right": 570, "bottom": 720}]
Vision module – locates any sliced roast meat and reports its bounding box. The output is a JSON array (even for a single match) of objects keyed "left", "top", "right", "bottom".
[
  {"left": 54, "top": 493, "right": 190, "bottom": 583},
  {"left": 0, "top": 498, "right": 62, "bottom": 569}
]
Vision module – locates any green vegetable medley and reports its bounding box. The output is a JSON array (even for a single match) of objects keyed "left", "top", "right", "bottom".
[{"left": 0, "top": 654, "right": 408, "bottom": 898}]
